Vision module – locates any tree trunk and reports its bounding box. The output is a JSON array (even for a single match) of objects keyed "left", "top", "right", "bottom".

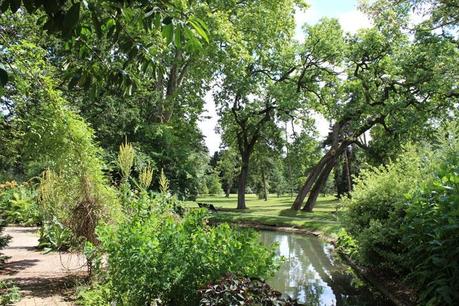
[
  {"left": 261, "top": 168, "right": 268, "bottom": 201},
  {"left": 291, "top": 152, "right": 333, "bottom": 210},
  {"left": 302, "top": 158, "right": 337, "bottom": 211},
  {"left": 344, "top": 147, "right": 352, "bottom": 193},
  {"left": 225, "top": 184, "right": 231, "bottom": 198},
  {"left": 291, "top": 141, "right": 351, "bottom": 210},
  {"left": 237, "top": 155, "right": 249, "bottom": 209}
]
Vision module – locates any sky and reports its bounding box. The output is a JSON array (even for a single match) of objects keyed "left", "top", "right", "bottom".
[{"left": 198, "top": 0, "right": 372, "bottom": 154}]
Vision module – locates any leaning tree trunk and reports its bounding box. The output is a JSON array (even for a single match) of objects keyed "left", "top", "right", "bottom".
[
  {"left": 291, "top": 152, "right": 335, "bottom": 210},
  {"left": 302, "top": 157, "right": 337, "bottom": 212},
  {"left": 237, "top": 155, "right": 250, "bottom": 209},
  {"left": 291, "top": 141, "right": 351, "bottom": 211}
]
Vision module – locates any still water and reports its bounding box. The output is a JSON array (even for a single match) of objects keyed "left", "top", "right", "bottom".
[{"left": 260, "top": 231, "right": 394, "bottom": 306}]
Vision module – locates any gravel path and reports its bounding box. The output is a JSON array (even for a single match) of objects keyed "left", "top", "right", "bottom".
[{"left": 0, "top": 227, "right": 87, "bottom": 306}]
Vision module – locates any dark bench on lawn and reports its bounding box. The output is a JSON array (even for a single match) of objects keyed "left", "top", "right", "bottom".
[{"left": 197, "top": 202, "right": 218, "bottom": 213}]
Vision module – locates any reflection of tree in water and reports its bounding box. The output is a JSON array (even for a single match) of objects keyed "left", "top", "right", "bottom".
[{"left": 261, "top": 232, "right": 393, "bottom": 306}]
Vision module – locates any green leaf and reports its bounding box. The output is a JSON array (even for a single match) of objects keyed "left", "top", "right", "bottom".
[
  {"left": 192, "top": 16, "right": 209, "bottom": 32},
  {"left": 162, "top": 23, "right": 173, "bottom": 45},
  {"left": 174, "top": 26, "right": 182, "bottom": 48},
  {"left": 0, "top": 67, "right": 8, "bottom": 86},
  {"left": 188, "top": 18, "right": 209, "bottom": 43}
]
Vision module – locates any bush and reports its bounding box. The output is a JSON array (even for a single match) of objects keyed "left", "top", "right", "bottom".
[
  {"left": 0, "top": 182, "right": 40, "bottom": 226},
  {"left": 341, "top": 145, "right": 426, "bottom": 271},
  {"left": 38, "top": 217, "right": 74, "bottom": 252},
  {"left": 32, "top": 97, "right": 121, "bottom": 245},
  {"left": 80, "top": 207, "right": 278, "bottom": 305},
  {"left": 400, "top": 134, "right": 459, "bottom": 305},
  {"left": 340, "top": 129, "right": 459, "bottom": 305},
  {"left": 0, "top": 219, "right": 11, "bottom": 268},
  {"left": 0, "top": 280, "right": 21, "bottom": 306}
]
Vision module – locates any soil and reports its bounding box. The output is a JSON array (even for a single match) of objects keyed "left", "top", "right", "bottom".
[{"left": 0, "top": 227, "right": 87, "bottom": 306}]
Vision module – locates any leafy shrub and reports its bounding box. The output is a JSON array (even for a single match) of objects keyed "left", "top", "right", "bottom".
[
  {"left": 0, "top": 280, "right": 21, "bottom": 306},
  {"left": 340, "top": 127, "right": 459, "bottom": 305},
  {"left": 38, "top": 217, "right": 74, "bottom": 252},
  {"left": 0, "top": 219, "right": 11, "bottom": 268},
  {"left": 341, "top": 145, "right": 425, "bottom": 271},
  {"left": 0, "top": 183, "right": 40, "bottom": 226},
  {"left": 80, "top": 208, "right": 278, "bottom": 305},
  {"left": 400, "top": 134, "right": 459, "bottom": 305},
  {"left": 9, "top": 42, "right": 120, "bottom": 246},
  {"left": 199, "top": 274, "right": 300, "bottom": 306}
]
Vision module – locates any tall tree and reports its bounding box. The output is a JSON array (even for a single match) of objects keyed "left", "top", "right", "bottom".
[
  {"left": 216, "top": 0, "right": 305, "bottom": 209},
  {"left": 292, "top": 4, "right": 458, "bottom": 211}
]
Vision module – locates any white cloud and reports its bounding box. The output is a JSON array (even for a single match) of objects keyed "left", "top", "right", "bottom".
[
  {"left": 337, "top": 10, "right": 372, "bottom": 34},
  {"left": 294, "top": 7, "right": 320, "bottom": 42}
]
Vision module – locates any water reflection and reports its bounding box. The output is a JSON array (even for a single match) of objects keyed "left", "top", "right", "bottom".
[{"left": 260, "top": 231, "right": 393, "bottom": 306}]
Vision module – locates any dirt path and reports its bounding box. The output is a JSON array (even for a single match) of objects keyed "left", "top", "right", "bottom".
[{"left": 0, "top": 227, "right": 87, "bottom": 306}]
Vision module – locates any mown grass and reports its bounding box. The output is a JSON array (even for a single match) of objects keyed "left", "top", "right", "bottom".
[{"left": 184, "top": 194, "right": 342, "bottom": 237}]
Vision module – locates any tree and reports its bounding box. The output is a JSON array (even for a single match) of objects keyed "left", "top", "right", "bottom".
[
  {"left": 206, "top": 171, "right": 223, "bottom": 195},
  {"left": 217, "top": 149, "right": 239, "bottom": 197},
  {"left": 292, "top": 6, "right": 458, "bottom": 211},
  {"left": 250, "top": 138, "right": 284, "bottom": 201},
  {"left": 284, "top": 129, "right": 321, "bottom": 196},
  {"left": 0, "top": 0, "right": 210, "bottom": 91},
  {"left": 216, "top": 0, "right": 304, "bottom": 209}
]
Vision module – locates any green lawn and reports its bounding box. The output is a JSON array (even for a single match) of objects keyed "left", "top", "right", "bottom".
[{"left": 184, "top": 194, "right": 342, "bottom": 237}]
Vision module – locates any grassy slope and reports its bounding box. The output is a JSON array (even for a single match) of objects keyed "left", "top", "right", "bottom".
[{"left": 184, "top": 194, "right": 342, "bottom": 237}]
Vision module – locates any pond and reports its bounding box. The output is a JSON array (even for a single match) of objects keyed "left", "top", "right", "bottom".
[{"left": 260, "top": 231, "right": 394, "bottom": 306}]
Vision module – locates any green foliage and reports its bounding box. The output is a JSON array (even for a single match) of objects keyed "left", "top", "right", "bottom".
[
  {"left": 0, "top": 0, "right": 210, "bottom": 93},
  {"left": 400, "top": 130, "right": 459, "bottom": 305},
  {"left": 81, "top": 208, "right": 278, "bottom": 305},
  {"left": 0, "top": 40, "right": 121, "bottom": 246},
  {"left": 0, "top": 280, "right": 21, "bottom": 306},
  {"left": 0, "top": 219, "right": 11, "bottom": 268},
  {"left": 340, "top": 126, "right": 459, "bottom": 305},
  {"left": 199, "top": 274, "right": 300, "bottom": 306},
  {"left": 340, "top": 145, "right": 425, "bottom": 271},
  {"left": 118, "top": 141, "right": 135, "bottom": 179},
  {"left": 38, "top": 217, "right": 74, "bottom": 252},
  {"left": 159, "top": 169, "right": 169, "bottom": 194},
  {"left": 206, "top": 172, "right": 223, "bottom": 195},
  {"left": 76, "top": 282, "right": 112, "bottom": 306},
  {"left": 0, "top": 182, "right": 40, "bottom": 226}
]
